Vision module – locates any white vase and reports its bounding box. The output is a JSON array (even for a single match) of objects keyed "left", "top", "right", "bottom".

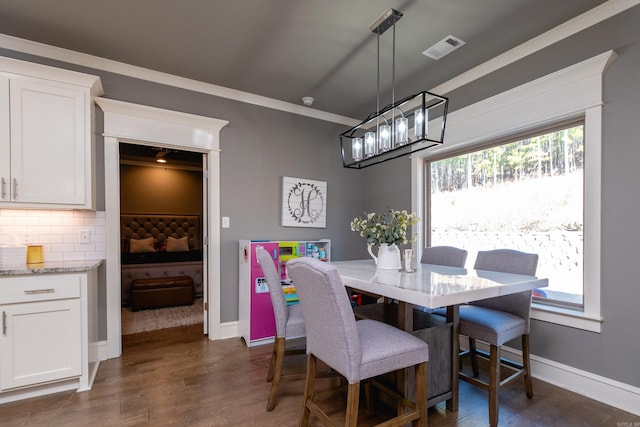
[{"left": 367, "top": 243, "right": 401, "bottom": 270}]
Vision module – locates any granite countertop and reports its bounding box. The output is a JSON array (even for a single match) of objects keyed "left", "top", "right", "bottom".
[{"left": 0, "top": 259, "right": 104, "bottom": 277}]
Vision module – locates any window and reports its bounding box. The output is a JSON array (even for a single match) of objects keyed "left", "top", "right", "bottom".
[
  {"left": 411, "top": 51, "right": 614, "bottom": 332},
  {"left": 427, "top": 122, "right": 584, "bottom": 308}
]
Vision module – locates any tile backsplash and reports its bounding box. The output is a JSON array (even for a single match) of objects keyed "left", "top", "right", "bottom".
[{"left": 0, "top": 209, "right": 106, "bottom": 262}]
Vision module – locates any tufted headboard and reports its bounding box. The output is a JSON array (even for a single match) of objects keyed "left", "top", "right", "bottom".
[{"left": 121, "top": 214, "right": 201, "bottom": 252}]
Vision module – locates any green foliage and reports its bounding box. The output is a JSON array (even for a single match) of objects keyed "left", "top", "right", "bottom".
[
  {"left": 430, "top": 125, "right": 584, "bottom": 192},
  {"left": 350, "top": 209, "right": 420, "bottom": 246}
]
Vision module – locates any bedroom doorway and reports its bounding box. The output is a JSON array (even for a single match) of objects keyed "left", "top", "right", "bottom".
[
  {"left": 118, "top": 143, "right": 206, "bottom": 336},
  {"left": 98, "top": 97, "right": 228, "bottom": 360}
]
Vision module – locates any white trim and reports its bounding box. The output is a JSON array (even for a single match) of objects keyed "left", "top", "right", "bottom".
[
  {"left": 461, "top": 338, "right": 640, "bottom": 417},
  {"left": 431, "top": 0, "right": 639, "bottom": 96},
  {"left": 100, "top": 100, "right": 227, "bottom": 358},
  {"left": 413, "top": 51, "right": 615, "bottom": 332},
  {"left": 0, "top": 34, "right": 358, "bottom": 127},
  {"left": 218, "top": 321, "right": 240, "bottom": 341},
  {"left": 1, "top": 0, "right": 638, "bottom": 125},
  {"left": 0, "top": 55, "right": 103, "bottom": 96}
]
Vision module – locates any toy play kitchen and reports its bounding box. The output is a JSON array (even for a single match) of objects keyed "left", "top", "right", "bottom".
[{"left": 238, "top": 239, "right": 330, "bottom": 346}]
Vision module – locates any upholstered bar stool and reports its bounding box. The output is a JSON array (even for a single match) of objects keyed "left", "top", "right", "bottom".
[
  {"left": 288, "top": 257, "right": 429, "bottom": 427},
  {"left": 256, "top": 247, "right": 306, "bottom": 411},
  {"left": 459, "top": 249, "right": 539, "bottom": 427}
]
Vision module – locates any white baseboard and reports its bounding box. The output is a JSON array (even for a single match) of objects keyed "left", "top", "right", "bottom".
[
  {"left": 462, "top": 337, "right": 640, "bottom": 416},
  {"left": 97, "top": 340, "right": 109, "bottom": 361},
  {"left": 217, "top": 321, "right": 239, "bottom": 340}
]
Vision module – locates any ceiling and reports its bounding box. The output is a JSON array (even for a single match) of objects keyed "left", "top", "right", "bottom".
[{"left": 0, "top": 0, "right": 608, "bottom": 119}]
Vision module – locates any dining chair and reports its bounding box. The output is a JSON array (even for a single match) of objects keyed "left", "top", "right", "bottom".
[
  {"left": 255, "top": 246, "right": 306, "bottom": 411},
  {"left": 421, "top": 245, "right": 468, "bottom": 267},
  {"left": 287, "top": 257, "right": 429, "bottom": 427},
  {"left": 460, "top": 249, "right": 539, "bottom": 427}
]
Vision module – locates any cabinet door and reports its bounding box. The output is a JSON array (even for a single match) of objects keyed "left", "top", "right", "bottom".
[
  {"left": 9, "top": 78, "right": 86, "bottom": 205},
  {"left": 0, "top": 76, "right": 9, "bottom": 203},
  {"left": 0, "top": 299, "right": 82, "bottom": 390}
]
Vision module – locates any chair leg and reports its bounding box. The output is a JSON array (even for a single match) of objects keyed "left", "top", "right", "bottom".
[
  {"left": 266, "top": 338, "right": 278, "bottom": 382},
  {"left": 469, "top": 337, "right": 480, "bottom": 377},
  {"left": 522, "top": 334, "right": 534, "bottom": 398},
  {"left": 345, "top": 382, "right": 360, "bottom": 427},
  {"left": 488, "top": 344, "right": 500, "bottom": 427},
  {"left": 299, "top": 354, "right": 316, "bottom": 427},
  {"left": 266, "top": 337, "right": 285, "bottom": 411},
  {"left": 416, "top": 361, "right": 428, "bottom": 427}
]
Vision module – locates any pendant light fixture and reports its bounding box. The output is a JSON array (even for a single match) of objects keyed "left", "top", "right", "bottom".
[{"left": 340, "top": 8, "right": 449, "bottom": 169}]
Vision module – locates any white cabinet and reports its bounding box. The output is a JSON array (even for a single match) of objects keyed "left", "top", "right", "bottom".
[
  {"left": 0, "top": 57, "right": 103, "bottom": 209},
  {"left": 0, "top": 269, "right": 99, "bottom": 403},
  {"left": 1, "top": 299, "right": 82, "bottom": 390}
]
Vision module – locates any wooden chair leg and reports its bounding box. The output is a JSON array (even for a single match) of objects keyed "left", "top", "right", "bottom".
[
  {"left": 266, "top": 337, "right": 285, "bottom": 411},
  {"left": 266, "top": 338, "right": 278, "bottom": 382},
  {"left": 345, "top": 382, "right": 360, "bottom": 427},
  {"left": 416, "top": 361, "right": 428, "bottom": 427},
  {"left": 299, "top": 354, "right": 316, "bottom": 427},
  {"left": 469, "top": 337, "right": 480, "bottom": 377},
  {"left": 488, "top": 344, "right": 500, "bottom": 427},
  {"left": 522, "top": 334, "right": 534, "bottom": 398}
]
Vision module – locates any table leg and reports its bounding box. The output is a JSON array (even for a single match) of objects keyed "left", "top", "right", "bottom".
[
  {"left": 446, "top": 304, "right": 460, "bottom": 411},
  {"left": 396, "top": 302, "right": 414, "bottom": 421}
]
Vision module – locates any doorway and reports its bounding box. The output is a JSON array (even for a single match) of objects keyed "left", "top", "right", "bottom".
[
  {"left": 119, "top": 143, "right": 206, "bottom": 336},
  {"left": 97, "top": 97, "right": 228, "bottom": 359}
]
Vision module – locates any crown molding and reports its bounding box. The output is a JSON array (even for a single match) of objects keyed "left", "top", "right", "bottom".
[{"left": 1, "top": 0, "right": 638, "bottom": 124}]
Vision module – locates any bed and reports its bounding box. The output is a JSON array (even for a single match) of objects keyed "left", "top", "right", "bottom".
[{"left": 120, "top": 214, "right": 204, "bottom": 306}]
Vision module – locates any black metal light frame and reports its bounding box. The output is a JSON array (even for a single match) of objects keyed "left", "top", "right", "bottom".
[{"left": 340, "top": 90, "right": 449, "bottom": 169}]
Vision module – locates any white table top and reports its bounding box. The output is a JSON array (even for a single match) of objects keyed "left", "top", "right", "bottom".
[{"left": 331, "top": 259, "right": 548, "bottom": 309}]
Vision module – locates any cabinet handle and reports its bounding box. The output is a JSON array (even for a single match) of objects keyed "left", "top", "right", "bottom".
[
  {"left": 1, "top": 177, "right": 5, "bottom": 200},
  {"left": 24, "top": 288, "right": 55, "bottom": 295},
  {"left": 2, "top": 311, "right": 6, "bottom": 335},
  {"left": 12, "top": 178, "right": 17, "bottom": 199}
]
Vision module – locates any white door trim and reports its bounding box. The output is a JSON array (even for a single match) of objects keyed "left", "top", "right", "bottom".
[{"left": 96, "top": 97, "right": 228, "bottom": 358}]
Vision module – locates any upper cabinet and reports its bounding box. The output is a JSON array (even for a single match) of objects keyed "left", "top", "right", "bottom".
[{"left": 0, "top": 57, "right": 103, "bottom": 209}]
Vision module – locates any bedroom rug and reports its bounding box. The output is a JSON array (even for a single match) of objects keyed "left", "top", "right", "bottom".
[{"left": 121, "top": 298, "right": 203, "bottom": 335}]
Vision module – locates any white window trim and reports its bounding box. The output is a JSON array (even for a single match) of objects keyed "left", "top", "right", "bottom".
[{"left": 412, "top": 50, "right": 617, "bottom": 333}]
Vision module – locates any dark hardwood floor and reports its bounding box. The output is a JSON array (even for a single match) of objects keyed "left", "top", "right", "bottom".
[{"left": 0, "top": 324, "right": 636, "bottom": 426}]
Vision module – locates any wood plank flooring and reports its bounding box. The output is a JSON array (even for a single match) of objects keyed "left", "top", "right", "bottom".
[{"left": 0, "top": 323, "right": 636, "bottom": 426}]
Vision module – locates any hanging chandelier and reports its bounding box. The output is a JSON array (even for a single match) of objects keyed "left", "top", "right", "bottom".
[{"left": 340, "top": 8, "right": 449, "bottom": 169}]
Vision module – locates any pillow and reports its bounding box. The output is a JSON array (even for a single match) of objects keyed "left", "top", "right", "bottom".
[
  {"left": 167, "top": 236, "right": 189, "bottom": 252},
  {"left": 129, "top": 237, "right": 155, "bottom": 253}
]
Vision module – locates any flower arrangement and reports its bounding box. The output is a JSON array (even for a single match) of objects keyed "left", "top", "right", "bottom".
[{"left": 350, "top": 209, "right": 420, "bottom": 246}]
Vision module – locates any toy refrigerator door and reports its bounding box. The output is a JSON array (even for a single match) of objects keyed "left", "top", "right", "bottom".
[{"left": 250, "top": 242, "right": 279, "bottom": 341}]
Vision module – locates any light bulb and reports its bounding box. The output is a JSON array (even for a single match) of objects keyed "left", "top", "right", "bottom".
[
  {"left": 352, "top": 137, "right": 363, "bottom": 161},
  {"left": 414, "top": 109, "right": 427, "bottom": 139},
  {"left": 395, "top": 117, "right": 408, "bottom": 146},
  {"left": 364, "top": 132, "right": 376, "bottom": 157},
  {"left": 378, "top": 124, "right": 391, "bottom": 152}
]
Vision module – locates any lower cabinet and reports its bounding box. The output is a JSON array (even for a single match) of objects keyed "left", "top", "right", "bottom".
[
  {"left": 0, "top": 270, "right": 98, "bottom": 402},
  {"left": 1, "top": 299, "right": 82, "bottom": 390}
]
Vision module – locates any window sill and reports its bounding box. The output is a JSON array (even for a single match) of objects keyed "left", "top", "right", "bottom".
[{"left": 532, "top": 303, "right": 602, "bottom": 332}]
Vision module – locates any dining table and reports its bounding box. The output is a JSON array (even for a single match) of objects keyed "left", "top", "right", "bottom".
[{"left": 330, "top": 259, "right": 548, "bottom": 411}]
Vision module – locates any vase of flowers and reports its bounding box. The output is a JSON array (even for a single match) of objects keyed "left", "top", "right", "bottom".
[{"left": 350, "top": 209, "right": 420, "bottom": 270}]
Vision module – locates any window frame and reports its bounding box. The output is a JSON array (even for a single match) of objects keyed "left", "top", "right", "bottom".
[{"left": 410, "top": 51, "right": 616, "bottom": 332}]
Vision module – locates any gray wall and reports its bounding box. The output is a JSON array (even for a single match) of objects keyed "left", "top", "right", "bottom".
[
  {"left": 1, "top": 4, "right": 638, "bottom": 389},
  {"left": 362, "top": 6, "right": 640, "bottom": 389}
]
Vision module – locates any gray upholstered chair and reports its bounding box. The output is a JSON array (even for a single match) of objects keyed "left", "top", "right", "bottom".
[
  {"left": 287, "top": 257, "right": 429, "bottom": 427},
  {"left": 460, "top": 249, "right": 539, "bottom": 427},
  {"left": 256, "top": 246, "right": 306, "bottom": 411},
  {"left": 421, "top": 245, "right": 468, "bottom": 267}
]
